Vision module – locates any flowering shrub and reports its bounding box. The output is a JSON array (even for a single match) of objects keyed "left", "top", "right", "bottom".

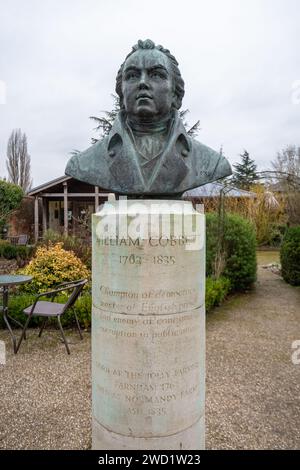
[{"left": 19, "top": 242, "right": 90, "bottom": 293}]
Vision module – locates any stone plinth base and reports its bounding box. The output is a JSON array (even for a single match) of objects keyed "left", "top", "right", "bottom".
[
  {"left": 93, "top": 415, "right": 205, "bottom": 450},
  {"left": 92, "top": 200, "right": 205, "bottom": 450}
]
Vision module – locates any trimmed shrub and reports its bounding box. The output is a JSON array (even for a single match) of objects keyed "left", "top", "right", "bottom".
[
  {"left": 206, "top": 213, "right": 257, "bottom": 291},
  {"left": 205, "top": 277, "right": 231, "bottom": 312},
  {"left": 0, "top": 243, "right": 34, "bottom": 261},
  {"left": 1, "top": 244, "right": 18, "bottom": 259},
  {"left": 19, "top": 242, "right": 90, "bottom": 293},
  {"left": 280, "top": 226, "right": 300, "bottom": 286}
]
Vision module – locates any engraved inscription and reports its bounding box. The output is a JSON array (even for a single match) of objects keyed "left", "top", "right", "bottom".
[
  {"left": 93, "top": 308, "right": 204, "bottom": 434},
  {"left": 95, "top": 359, "right": 201, "bottom": 418},
  {"left": 93, "top": 231, "right": 204, "bottom": 316},
  {"left": 96, "top": 286, "right": 199, "bottom": 314},
  {"left": 97, "top": 235, "right": 192, "bottom": 247},
  {"left": 99, "top": 286, "right": 196, "bottom": 300},
  {"left": 94, "top": 310, "right": 199, "bottom": 336},
  {"left": 119, "top": 254, "right": 176, "bottom": 265}
]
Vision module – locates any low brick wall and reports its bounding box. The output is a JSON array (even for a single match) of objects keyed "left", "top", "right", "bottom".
[{"left": 0, "top": 259, "right": 18, "bottom": 275}]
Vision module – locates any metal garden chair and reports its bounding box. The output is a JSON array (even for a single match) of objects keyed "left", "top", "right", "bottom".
[{"left": 16, "top": 279, "right": 88, "bottom": 354}]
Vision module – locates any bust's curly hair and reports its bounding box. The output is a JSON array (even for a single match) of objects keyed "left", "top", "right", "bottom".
[{"left": 115, "top": 39, "right": 185, "bottom": 110}]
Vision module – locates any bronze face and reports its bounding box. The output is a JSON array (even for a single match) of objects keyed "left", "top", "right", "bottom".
[{"left": 121, "top": 48, "right": 176, "bottom": 122}]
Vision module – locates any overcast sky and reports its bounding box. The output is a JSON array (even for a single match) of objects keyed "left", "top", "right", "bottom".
[{"left": 0, "top": 0, "right": 299, "bottom": 188}]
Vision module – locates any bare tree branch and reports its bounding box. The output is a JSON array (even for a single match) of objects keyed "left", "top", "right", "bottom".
[{"left": 6, "top": 129, "right": 32, "bottom": 192}]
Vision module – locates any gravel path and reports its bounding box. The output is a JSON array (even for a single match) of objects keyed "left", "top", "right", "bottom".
[
  {"left": 0, "top": 329, "right": 91, "bottom": 449},
  {"left": 206, "top": 251, "right": 300, "bottom": 449},
  {"left": 0, "top": 251, "right": 299, "bottom": 449}
]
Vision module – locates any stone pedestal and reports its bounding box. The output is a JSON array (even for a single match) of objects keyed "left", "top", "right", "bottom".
[{"left": 92, "top": 200, "right": 205, "bottom": 450}]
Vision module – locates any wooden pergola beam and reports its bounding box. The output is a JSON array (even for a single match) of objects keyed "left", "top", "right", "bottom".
[
  {"left": 42, "top": 199, "right": 47, "bottom": 235},
  {"left": 95, "top": 186, "right": 99, "bottom": 212},
  {"left": 34, "top": 196, "right": 39, "bottom": 243},
  {"left": 40, "top": 193, "right": 109, "bottom": 198},
  {"left": 63, "top": 182, "right": 68, "bottom": 236}
]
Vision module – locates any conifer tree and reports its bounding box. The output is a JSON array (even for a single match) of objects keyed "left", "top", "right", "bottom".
[{"left": 232, "top": 150, "right": 258, "bottom": 189}]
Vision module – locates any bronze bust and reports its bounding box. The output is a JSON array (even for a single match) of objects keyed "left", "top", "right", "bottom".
[{"left": 65, "top": 39, "right": 232, "bottom": 196}]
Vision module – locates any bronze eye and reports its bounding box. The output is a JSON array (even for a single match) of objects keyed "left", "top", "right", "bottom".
[
  {"left": 126, "top": 71, "right": 139, "bottom": 80},
  {"left": 150, "top": 71, "right": 164, "bottom": 79}
]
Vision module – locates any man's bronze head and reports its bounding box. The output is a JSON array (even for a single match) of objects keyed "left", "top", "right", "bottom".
[{"left": 115, "top": 39, "right": 185, "bottom": 119}]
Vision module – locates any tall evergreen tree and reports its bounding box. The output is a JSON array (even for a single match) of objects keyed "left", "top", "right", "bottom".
[{"left": 232, "top": 150, "right": 258, "bottom": 190}]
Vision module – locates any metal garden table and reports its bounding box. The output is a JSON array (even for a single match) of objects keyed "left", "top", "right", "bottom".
[{"left": 0, "top": 275, "right": 33, "bottom": 353}]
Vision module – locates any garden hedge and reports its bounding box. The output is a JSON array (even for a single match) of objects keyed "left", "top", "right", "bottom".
[
  {"left": 280, "top": 226, "right": 300, "bottom": 286},
  {"left": 0, "top": 242, "right": 34, "bottom": 260},
  {"left": 205, "top": 277, "right": 231, "bottom": 312},
  {"left": 206, "top": 212, "right": 257, "bottom": 291}
]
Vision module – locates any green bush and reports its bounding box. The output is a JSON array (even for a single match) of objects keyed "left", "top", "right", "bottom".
[
  {"left": 0, "top": 180, "right": 24, "bottom": 233},
  {"left": 0, "top": 244, "right": 34, "bottom": 260},
  {"left": 0, "top": 244, "right": 18, "bottom": 259},
  {"left": 0, "top": 292, "right": 92, "bottom": 329},
  {"left": 268, "top": 223, "right": 287, "bottom": 247},
  {"left": 206, "top": 213, "right": 257, "bottom": 291},
  {"left": 59, "top": 292, "right": 92, "bottom": 329},
  {"left": 19, "top": 243, "right": 90, "bottom": 294},
  {"left": 280, "top": 226, "right": 300, "bottom": 286},
  {"left": 205, "top": 277, "right": 231, "bottom": 312},
  {"left": 0, "top": 293, "right": 39, "bottom": 328}
]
